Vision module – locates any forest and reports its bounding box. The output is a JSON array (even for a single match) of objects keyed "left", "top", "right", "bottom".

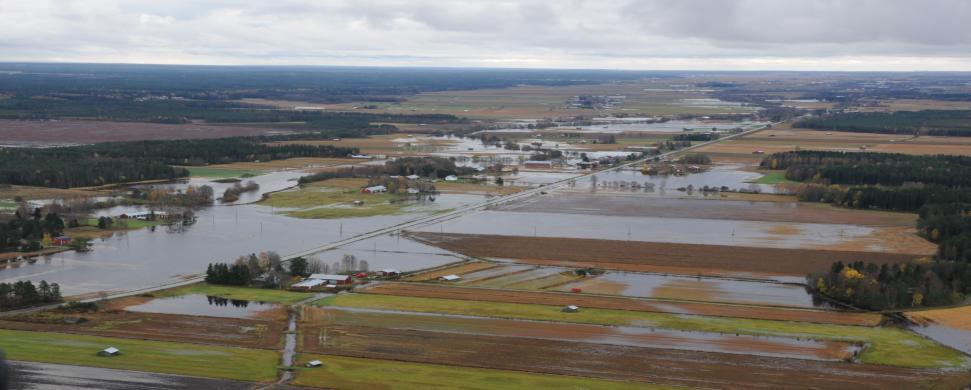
[
  {"left": 0, "top": 137, "right": 358, "bottom": 188},
  {"left": 0, "top": 280, "right": 63, "bottom": 311},
  {"left": 762, "top": 151, "right": 971, "bottom": 308},
  {"left": 794, "top": 110, "right": 971, "bottom": 136}
]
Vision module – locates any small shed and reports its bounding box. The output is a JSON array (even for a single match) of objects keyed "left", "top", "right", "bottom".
[
  {"left": 439, "top": 274, "right": 461, "bottom": 282},
  {"left": 292, "top": 279, "right": 325, "bottom": 290},
  {"left": 98, "top": 347, "right": 120, "bottom": 356},
  {"left": 406, "top": 174, "right": 420, "bottom": 180},
  {"left": 306, "top": 360, "right": 323, "bottom": 368},
  {"left": 444, "top": 175, "right": 458, "bottom": 181},
  {"left": 562, "top": 305, "right": 580, "bottom": 313},
  {"left": 52, "top": 236, "right": 72, "bottom": 246}
]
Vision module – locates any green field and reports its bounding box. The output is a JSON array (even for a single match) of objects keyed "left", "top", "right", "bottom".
[
  {"left": 755, "top": 170, "right": 798, "bottom": 184},
  {"left": 0, "top": 329, "right": 278, "bottom": 381},
  {"left": 261, "top": 181, "right": 407, "bottom": 219},
  {"left": 292, "top": 355, "right": 667, "bottom": 390},
  {"left": 155, "top": 283, "right": 313, "bottom": 304},
  {"left": 316, "top": 294, "right": 968, "bottom": 369},
  {"left": 180, "top": 166, "right": 264, "bottom": 178}
]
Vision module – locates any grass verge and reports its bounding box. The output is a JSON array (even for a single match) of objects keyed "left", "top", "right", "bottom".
[
  {"left": 154, "top": 283, "right": 313, "bottom": 304},
  {"left": 0, "top": 329, "right": 278, "bottom": 381},
  {"left": 316, "top": 294, "right": 968, "bottom": 369},
  {"left": 292, "top": 354, "right": 668, "bottom": 390}
]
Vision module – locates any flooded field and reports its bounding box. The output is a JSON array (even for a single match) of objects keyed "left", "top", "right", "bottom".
[
  {"left": 137, "top": 169, "right": 307, "bottom": 205},
  {"left": 909, "top": 323, "right": 971, "bottom": 356},
  {"left": 567, "top": 164, "right": 777, "bottom": 195},
  {"left": 361, "top": 283, "right": 882, "bottom": 326},
  {"left": 503, "top": 194, "right": 916, "bottom": 226},
  {"left": 553, "top": 272, "right": 816, "bottom": 308},
  {"left": 417, "top": 210, "right": 886, "bottom": 251},
  {"left": 316, "top": 307, "right": 857, "bottom": 361},
  {"left": 567, "top": 120, "right": 767, "bottom": 134},
  {"left": 125, "top": 294, "right": 284, "bottom": 319}
]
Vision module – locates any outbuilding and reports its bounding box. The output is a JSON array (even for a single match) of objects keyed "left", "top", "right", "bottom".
[
  {"left": 52, "top": 236, "right": 72, "bottom": 246},
  {"left": 444, "top": 175, "right": 458, "bottom": 182},
  {"left": 362, "top": 185, "right": 387, "bottom": 194},
  {"left": 306, "top": 360, "right": 323, "bottom": 368},
  {"left": 562, "top": 305, "right": 580, "bottom": 313},
  {"left": 308, "top": 274, "right": 354, "bottom": 285},
  {"left": 439, "top": 274, "right": 461, "bottom": 282},
  {"left": 380, "top": 268, "right": 401, "bottom": 277},
  {"left": 98, "top": 347, "right": 120, "bottom": 356}
]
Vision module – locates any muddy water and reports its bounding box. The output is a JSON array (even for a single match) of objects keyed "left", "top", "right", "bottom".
[
  {"left": 417, "top": 210, "right": 876, "bottom": 250},
  {"left": 125, "top": 294, "right": 283, "bottom": 319},
  {"left": 554, "top": 272, "right": 815, "bottom": 308},
  {"left": 320, "top": 307, "right": 856, "bottom": 361}
]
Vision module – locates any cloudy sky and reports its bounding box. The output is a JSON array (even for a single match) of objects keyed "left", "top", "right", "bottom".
[{"left": 2, "top": 0, "right": 970, "bottom": 71}]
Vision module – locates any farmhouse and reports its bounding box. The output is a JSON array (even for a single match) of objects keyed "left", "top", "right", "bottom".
[
  {"left": 308, "top": 274, "right": 353, "bottom": 285},
  {"left": 362, "top": 185, "right": 387, "bottom": 194}
]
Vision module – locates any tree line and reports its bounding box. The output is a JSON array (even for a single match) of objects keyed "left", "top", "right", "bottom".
[
  {"left": 0, "top": 137, "right": 358, "bottom": 188},
  {"left": 794, "top": 110, "right": 971, "bottom": 137},
  {"left": 298, "top": 157, "right": 475, "bottom": 184},
  {"left": 0, "top": 280, "right": 62, "bottom": 311}
]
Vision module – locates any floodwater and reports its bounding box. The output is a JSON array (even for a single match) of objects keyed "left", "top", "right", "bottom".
[
  {"left": 0, "top": 201, "right": 466, "bottom": 296},
  {"left": 321, "top": 307, "right": 856, "bottom": 361},
  {"left": 137, "top": 170, "right": 307, "bottom": 205},
  {"left": 567, "top": 164, "right": 777, "bottom": 195},
  {"left": 417, "top": 210, "right": 876, "bottom": 250},
  {"left": 125, "top": 294, "right": 283, "bottom": 319},
  {"left": 568, "top": 120, "right": 767, "bottom": 134},
  {"left": 553, "top": 272, "right": 815, "bottom": 308},
  {"left": 909, "top": 323, "right": 971, "bottom": 356}
]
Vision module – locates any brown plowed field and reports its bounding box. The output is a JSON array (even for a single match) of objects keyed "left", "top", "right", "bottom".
[
  {"left": 361, "top": 282, "right": 882, "bottom": 326},
  {"left": 0, "top": 310, "right": 284, "bottom": 349},
  {"left": 409, "top": 232, "right": 920, "bottom": 277},
  {"left": 299, "top": 322, "right": 964, "bottom": 389},
  {"left": 0, "top": 119, "right": 286, "bottom": 145}
]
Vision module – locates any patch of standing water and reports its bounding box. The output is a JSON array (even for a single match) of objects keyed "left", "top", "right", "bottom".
[
  {"left": 125, "top": 294, "right": 282, "bottom": 319},
  {"left": 909, "top": 323, "right": 971, "bottom": 356}
]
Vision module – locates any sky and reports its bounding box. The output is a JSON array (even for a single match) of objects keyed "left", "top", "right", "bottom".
[{"left": 1, "top": 0, "right": 970, "bottom": 71}]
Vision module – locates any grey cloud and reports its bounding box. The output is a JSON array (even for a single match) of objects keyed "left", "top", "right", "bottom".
[{"left": 0, "top": 0, "right": 968, "bottom": 70}]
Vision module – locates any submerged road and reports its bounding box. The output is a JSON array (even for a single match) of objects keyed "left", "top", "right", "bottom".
[{"left": 1, "top": 122, "right": 775, "bottom": 311}]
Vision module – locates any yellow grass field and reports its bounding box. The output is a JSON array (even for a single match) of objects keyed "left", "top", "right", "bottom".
[{"left": 907, "top": 305, "right": 971, "bottom": 331}]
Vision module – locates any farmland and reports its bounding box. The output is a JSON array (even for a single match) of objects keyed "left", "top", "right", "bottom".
[
  {"left": 0, "top": 329, "right": 279, "bottom": 381},
  {"left": 3, "top": 66, "right": 971, "bottom": 389}
]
